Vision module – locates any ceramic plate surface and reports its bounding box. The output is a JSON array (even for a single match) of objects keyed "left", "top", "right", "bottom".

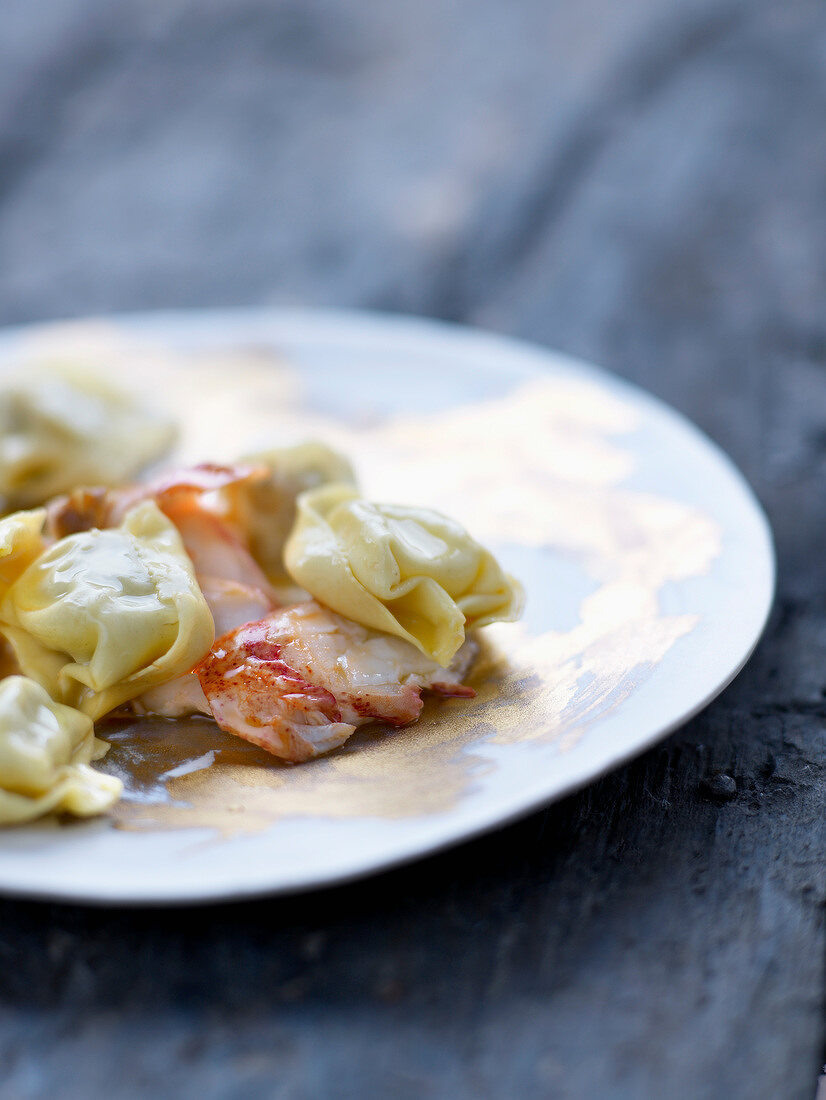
[{"left": 0, "top": 309, "right": 774, "bottom": 905}]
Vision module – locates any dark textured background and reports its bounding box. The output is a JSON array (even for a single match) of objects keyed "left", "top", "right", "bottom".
[{"left": 1, "top": 2, "right": 825, "bottom": 1097}]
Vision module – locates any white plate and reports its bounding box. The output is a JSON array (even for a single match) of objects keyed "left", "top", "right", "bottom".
[{"left": 0, "top": 309, "right": 774, "bottom": 905}]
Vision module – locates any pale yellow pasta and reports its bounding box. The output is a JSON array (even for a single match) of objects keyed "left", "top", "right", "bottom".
[
  {"left": 0, "top": 508, "right": 47, "bottom": 594},
  {"left": 0, "top": 501, "right": 214, "bottom": 719},
  {"left": 284, "top": 485, "right": 523, "bottom": 666},
  {"left": 0, "top": 676, "right": 121, "bottom": 824},
  {"left": 230, "top": 441, "right": 357, "bottom": 580},
  {"left": 0, "top": 364, "right": 176, "bottom": 511}
]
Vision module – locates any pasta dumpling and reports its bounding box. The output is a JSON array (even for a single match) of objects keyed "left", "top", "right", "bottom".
[
  {"left": 0, "top": 675, "right": 121, "bottom": 824},
  {"left": 0, "top": 507, "right": 47, "bottom": 593},
  {"left": 0, "top": 364, "right": 176, "bottom": 511},
  {"left": 230, "top": 442, "right": 357, "bottom": 580},
  {"left": 0, "top": 501, "right": 214, "bottom": 719},
  {"left": 284, "top": 485, "right": 523, "bottom": 666}
]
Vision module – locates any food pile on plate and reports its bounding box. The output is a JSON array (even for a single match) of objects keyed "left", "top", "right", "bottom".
[{"left": 0, "top": 364, "right": 522, "bottom": 824}]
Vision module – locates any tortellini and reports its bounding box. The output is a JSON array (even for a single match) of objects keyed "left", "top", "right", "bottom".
[
  {"left": 0, "top": 676, "right": 121, "bottom": 824},
  {"left": 0, "top": 364, "right": 176, "bottom": 511},
  {"left": 284, "top": 485, "right": 523, "bottom": 666},
  {"left": 0, "top": 506, "right": 48, "bottom": 592},
  {"left": 0, "top": 501, "right": 214, "bottom": 720},
  {"left": 231, "top": 442, "right": 357, "bottom": 580}
]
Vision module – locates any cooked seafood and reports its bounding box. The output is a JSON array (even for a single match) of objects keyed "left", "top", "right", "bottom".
[
  {"left": 195, "top": 601, "right": 477, "bottom": 762},
  {"left": 133, "top": 577, "right": 275, "bottom": 719}
]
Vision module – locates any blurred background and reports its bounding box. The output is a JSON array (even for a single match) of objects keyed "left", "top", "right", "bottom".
[
  {"left": 3, "top": 1, "right": 824, "bottom": 521},
  {"left": 2, "top": 2, "right": 821, "bottom": 409},
  {"left": 1, "top": 2, "right": 825, "bottom": 1098}
]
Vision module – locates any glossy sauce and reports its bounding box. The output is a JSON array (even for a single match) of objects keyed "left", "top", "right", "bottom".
[{"left": 97, "top": 715, "right": 281, "bottom": 807}]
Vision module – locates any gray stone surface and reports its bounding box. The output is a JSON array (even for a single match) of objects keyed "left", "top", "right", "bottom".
[{"left": 0, "top": 1, "right": 824, "bottom": 1097}]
